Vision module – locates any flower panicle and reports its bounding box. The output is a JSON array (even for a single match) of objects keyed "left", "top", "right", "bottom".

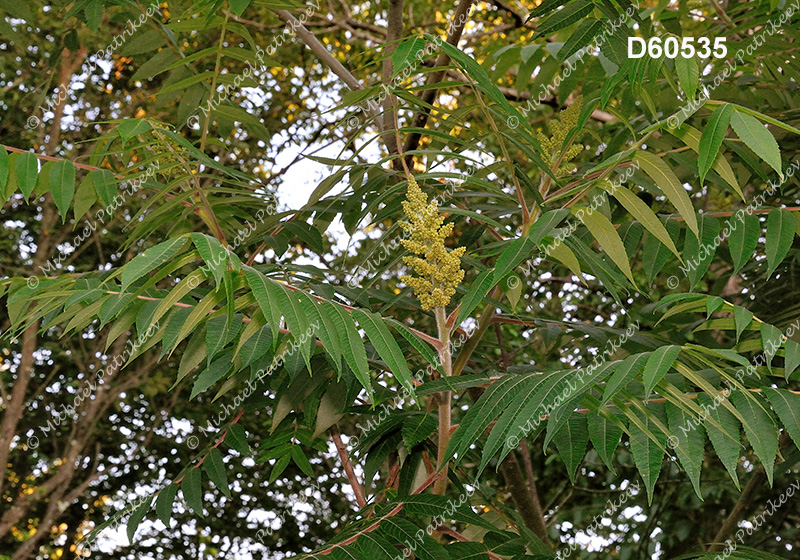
[
  {"left": 399, "top": 176, "right": 465, "bottom": 311},
  {"left": 537, "top": 96, "right": 583, "bottom": 177}
]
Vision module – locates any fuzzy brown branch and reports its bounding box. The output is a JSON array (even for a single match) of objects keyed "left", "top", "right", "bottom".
[{"left": 709, "top": 0, "right": 736, "bottom": 29}]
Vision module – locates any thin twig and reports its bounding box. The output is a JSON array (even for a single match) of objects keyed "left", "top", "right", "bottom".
[
  {"left": 200, "top": 12, "right": 228, "bottom": 151},
  {"left": 330, "top": 424, "right": 368, "bottom": 508}
]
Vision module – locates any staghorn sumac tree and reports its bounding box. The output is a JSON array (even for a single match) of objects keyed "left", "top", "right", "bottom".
[{"left": 2, "top": 1, "right": 800, "bottom": 560}]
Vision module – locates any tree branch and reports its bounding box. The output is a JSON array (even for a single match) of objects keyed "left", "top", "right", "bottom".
[
  {"left": 272, "top": 10, "right": 384, "bottom": 130},
  {"left": 438, "top": 68, "right": 616, "bottom": 122},
  {"left": 402, "top": 0, "right": 476, "bottom": 161},
  {"left": 0, "top": 46, "right": 80, "bottom": 501},
  {"left": 495, "top": 326, "right": 550, "bottom": 544},
  {"left": 382, "top": 0, "right": 404, "bottom": 158},
  {"left": 710, "top": 432, "right": 792, "bottom": 550},
  {"left": 46, "top": 47, "right": 87, "bottom": 154},
  {"left": 498, "top": 451, "right": 551, "bottom": 545},
  {"left": 330, "top": 424, "right": 368, "bottom": 508},
  {"left": 434, "top": 306, "right": 453, "bottom": 495},
  {"left": 452, "top": 287, "right": 501, "bottom": 377}
]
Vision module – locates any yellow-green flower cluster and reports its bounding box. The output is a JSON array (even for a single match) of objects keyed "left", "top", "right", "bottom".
[
  {"left": 148, "top": 127, "right": 188, "bottom": 181},
  {"left": 399, "top": 176, "right": 466, "bottom": 311},
  {"left": 536, "top": 98, "right": 583, "bottom": 177}
]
